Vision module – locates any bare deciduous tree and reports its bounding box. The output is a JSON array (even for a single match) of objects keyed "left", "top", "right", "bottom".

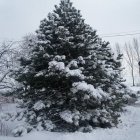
[
  {"left": 115, "top": 43, "right": 121, "bottom": 56},
  {"left": 0, "top": 41, "right": 19, "bottom": 93},
  {"left": 0, "top": 35, "right": 37, "bottom": 94},
  {"left": 125, "top": 43, "right": 135, "bottom": 86},
  {"left": 133, "top": 38, "right": 140, "bottom": 76},
  {"left": 19, "top": 33, "right": 37, "bottom": 58}
]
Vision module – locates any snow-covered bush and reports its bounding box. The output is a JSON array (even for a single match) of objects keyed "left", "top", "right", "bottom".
[{"left": 12, "top": 124, "right": 33, "bottom": 137}]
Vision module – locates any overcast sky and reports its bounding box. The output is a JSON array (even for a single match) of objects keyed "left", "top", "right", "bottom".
[{"left": 0, "top": 0, "right": 140, "bottom": 46}]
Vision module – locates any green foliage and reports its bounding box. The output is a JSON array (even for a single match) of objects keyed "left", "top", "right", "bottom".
[{"left": 14, "top": 0, "right": 131, "bottom": 133}]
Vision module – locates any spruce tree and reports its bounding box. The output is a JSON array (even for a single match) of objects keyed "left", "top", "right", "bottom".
[{"left": 15, "top": 0, "right": 131, "bottom": 133}]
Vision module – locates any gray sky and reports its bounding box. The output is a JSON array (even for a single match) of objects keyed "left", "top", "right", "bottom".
[{"left": 0, "top": 0, "right": 140, "bottom": 46}]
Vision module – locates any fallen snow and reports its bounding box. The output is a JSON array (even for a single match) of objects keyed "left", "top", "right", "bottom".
[
  {"left": 65, "top": 68, "right": 84, "bottom": 79},
  {"left": 71, "top": 81, "right": 108, "bottom": 99},
  {"left": 1, "top": 88, "right": 140, "bottom": 140},
  {"left": 33, "top": 101, "right": 45, "bottom": 111},
  {"left": 48, "top": 61, "right": 65, "bottom": 71},
  {"left": 1, "top": 102, "right": 140, "bottom": 140},
  {"left": 60, "top": 110, "right": 74, "bottom": 123}
]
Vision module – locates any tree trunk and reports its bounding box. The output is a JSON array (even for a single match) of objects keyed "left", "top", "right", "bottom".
[
  {"left": 139, "top": 66, "right": 140, "bottom": 77},
  {"left": 132, "top": 69, "right": 135, "bottom": 86}
]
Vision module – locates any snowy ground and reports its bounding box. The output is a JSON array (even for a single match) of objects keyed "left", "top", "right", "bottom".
[
  {"left": 129, "top": 86, "right": 140, "bottom": 92},
  {"left": 0, "top": 87, "right": 140, "bottom": 140}
]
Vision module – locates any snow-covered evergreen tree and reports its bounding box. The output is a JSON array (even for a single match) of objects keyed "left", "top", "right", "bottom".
[{"left": 14, "top": 0, "right": 132, "bottom": 133}]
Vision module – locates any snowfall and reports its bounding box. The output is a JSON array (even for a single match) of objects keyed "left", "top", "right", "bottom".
[{"left": 0, "top": 86, "right": 140, "bottom": 140}]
